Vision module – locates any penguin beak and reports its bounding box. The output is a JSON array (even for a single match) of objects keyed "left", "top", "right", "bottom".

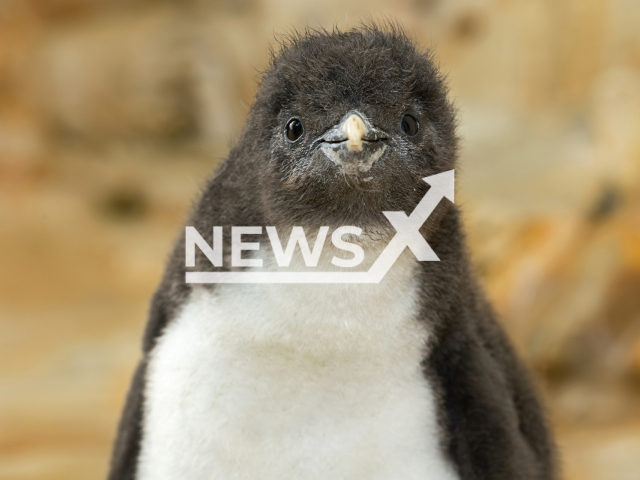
[
  {"left": 344, "top": 114, "right": 366, "bottom": 152},
  {"left": 319, "top": 111, "right": 388, "bottom": 174}
]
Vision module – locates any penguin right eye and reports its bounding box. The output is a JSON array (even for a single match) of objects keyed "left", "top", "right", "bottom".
[{"left": 285, "top": 118, "right": 304, "bottom": 142}]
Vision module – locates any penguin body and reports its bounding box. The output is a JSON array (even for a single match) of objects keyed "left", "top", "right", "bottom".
[
  {"left": 137, "top": 251, "right": 457, "bottom": 480},
  {"left": 108, "top": 25, "right": 557, "bottom": 480}
]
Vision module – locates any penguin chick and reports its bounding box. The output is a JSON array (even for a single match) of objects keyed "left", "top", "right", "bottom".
[{"left": 108, "top": 23, "right": 557, "bottom": 480}]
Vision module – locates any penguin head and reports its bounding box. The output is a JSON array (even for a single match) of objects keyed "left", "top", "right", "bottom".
[{"left": 247, "top": 24, "right": 458, "bottom": 230}]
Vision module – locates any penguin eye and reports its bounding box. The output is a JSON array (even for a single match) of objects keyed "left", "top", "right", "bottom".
[
  {"left": 285, "top": 118, "right": 304, "bottom": 142},
  {"left": 400, "top": 114, "right": 419, "bottom": 136}
]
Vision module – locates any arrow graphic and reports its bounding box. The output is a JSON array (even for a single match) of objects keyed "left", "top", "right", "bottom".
[{"left": 186, "top": 169, "right": 454, "bottom": 284}]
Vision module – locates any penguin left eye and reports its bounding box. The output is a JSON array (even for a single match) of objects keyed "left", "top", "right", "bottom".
[
  {"left": 285, "top": 118, "right": 304, "bottom": 142},
  {"left": 400, "top": 114, "right": 419, "bottom": 136}
]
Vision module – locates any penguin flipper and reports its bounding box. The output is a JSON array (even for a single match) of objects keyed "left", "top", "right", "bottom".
[
  {"left": 428, "top": 304, "right": 556, "bottom": 479},
  {"left": 107, "top": 359, "right": 146, "bottom": 480},
  {"left": 476, "top": 311, "right": 557, "bottom": 478}
]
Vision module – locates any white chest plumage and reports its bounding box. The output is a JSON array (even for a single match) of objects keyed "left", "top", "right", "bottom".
[{"left": 137, "top": 250, "right": 459, "bottom": 480}]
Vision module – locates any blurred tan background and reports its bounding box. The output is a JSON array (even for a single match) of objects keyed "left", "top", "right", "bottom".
[{"left": 1, "top": 0, "right": 640, "bottom": 479}]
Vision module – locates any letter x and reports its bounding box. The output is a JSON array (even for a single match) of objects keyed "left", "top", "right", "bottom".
[{"left": 383, "top": 211, "right": 438, "bottom": 261}]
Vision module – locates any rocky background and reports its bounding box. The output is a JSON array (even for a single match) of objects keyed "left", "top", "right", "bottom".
[{"left": 1, "top": 0, "right": 639, "bottom": 479}]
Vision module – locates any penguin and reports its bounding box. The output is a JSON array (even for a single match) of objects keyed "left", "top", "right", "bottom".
[{"left": 108, "top": 24, "right": 557, "bottom": 480}]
